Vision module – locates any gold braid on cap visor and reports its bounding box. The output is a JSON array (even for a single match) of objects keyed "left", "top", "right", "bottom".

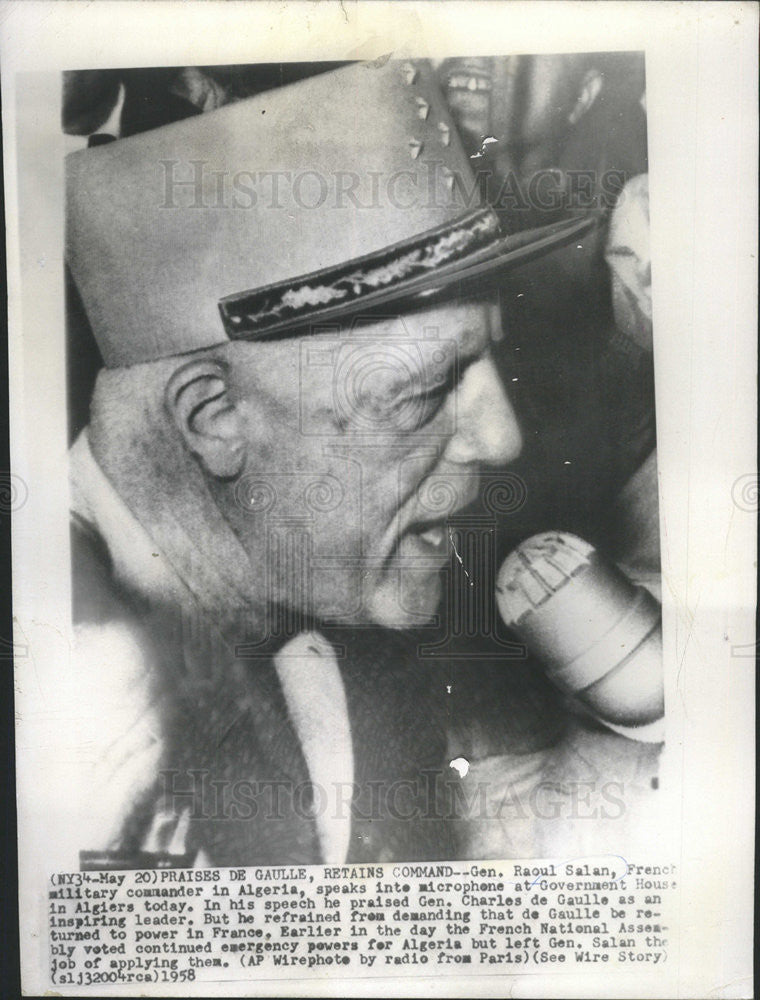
[{"left": 218, "top": 206, "right": 501, "bottom": 340}]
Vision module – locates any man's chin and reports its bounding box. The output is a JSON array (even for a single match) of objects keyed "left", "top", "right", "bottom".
[{"left": 365, "top": 569, "right": 443, "bottom": 630}]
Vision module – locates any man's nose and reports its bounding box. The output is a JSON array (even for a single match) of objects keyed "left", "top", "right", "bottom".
[{"left": 444, "top": 355, "right": 523, "bottom": 467}]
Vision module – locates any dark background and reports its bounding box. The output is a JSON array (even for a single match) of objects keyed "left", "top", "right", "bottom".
[{"left": 61, "top": 56, "right": 656, "bottom": 843}]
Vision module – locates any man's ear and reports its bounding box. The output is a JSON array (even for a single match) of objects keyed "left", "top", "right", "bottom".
[
  {"left": 165, "top": 359, "right": 246, "bottom": 480},
  {"left": 568, "top": 68, "right": 603, "bottom": 126}
]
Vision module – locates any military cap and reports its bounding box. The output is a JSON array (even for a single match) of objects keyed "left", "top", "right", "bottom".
[{"left": 66, "top": 59, "right": 592, "bottom": 367}]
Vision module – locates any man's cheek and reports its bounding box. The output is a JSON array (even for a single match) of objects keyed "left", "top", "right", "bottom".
[
  {"left": 330, "top": 448, "right": 408, "bottom": 521},
  {"left": 400, "top": 569, "right": 442, "bottom": 624}
]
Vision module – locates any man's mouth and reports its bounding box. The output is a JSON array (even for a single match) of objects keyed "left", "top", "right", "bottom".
[
  {"left": 446, "top": 72, "right": 492, "bottom": 94},
  {"left": 398, "top": 517, "right": 454, "bottom": 561},
  {"left": 388, "top": 472, "right": 481, "bottom": 565}
]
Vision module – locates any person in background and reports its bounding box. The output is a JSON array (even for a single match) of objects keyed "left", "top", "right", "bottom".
[
  {"left": 436, "top": 53, "right": 654, "bottom": 543},
  {"left": 432, "top": 54, "right": 660, "bottom": 848}
]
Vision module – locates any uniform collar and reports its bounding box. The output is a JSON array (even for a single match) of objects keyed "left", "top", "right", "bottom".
[
  {"left": 70, "top": 428, "right": 354, "bottom": 863},
  {"left": 70, "top": 428, "right": 190, "bottom": 609}
]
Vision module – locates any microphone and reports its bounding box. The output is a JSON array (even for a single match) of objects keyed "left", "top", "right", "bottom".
[{"left": 495, "top": 532, "right": 663, "bottom": 728}]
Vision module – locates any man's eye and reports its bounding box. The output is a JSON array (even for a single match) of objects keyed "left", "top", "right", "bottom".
[
  {"left": 426, "top": 361, "right": 463, "bottom": 403},
  {"left": 399, "top": 367, "right": 462, "bottom": 430},
  {"left": 356, "top": 380, "right": 409, "bottom": 417},
  {"left": 342, "top": 353, "right": 465, "bottom": 432}
]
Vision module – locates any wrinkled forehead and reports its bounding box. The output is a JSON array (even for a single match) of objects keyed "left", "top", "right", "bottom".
[
  {"left": 224, "top": 295, "right": 501, "bottom": 393},
  {"left": 312, "top": 296, "right": 501, "bottom": 354}
]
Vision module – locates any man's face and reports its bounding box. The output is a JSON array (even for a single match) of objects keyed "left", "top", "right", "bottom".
[
  {"left": 439, "top": 55, "right": 590, "bottom": 170},
  {"left": 219, "top": 297, "right": 522, "bottom": 629}
]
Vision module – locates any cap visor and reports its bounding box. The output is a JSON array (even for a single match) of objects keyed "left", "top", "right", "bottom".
[{"left": 221, "top": 214, "right": 597, "bottom": 340}]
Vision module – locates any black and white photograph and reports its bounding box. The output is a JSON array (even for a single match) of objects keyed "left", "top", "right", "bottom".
[
  {"left": 3, "top": 2, "right": 756, "bottom": 997},
  {"left": 64, "top": 51, "right": 662, "bottom": 869}
]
